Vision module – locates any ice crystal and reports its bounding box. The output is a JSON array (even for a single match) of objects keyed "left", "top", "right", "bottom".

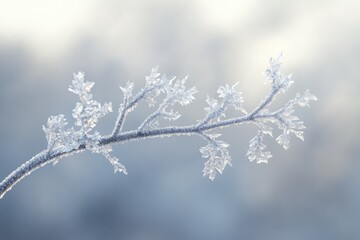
[
  {"left": 43, "top": 115, "right": 81, "bottom": 153},
  {"left": 204, "top": 96, "right": 221, "bottom": 116},
  {"left": 119, "top": 81, "right": 134, "bottom": 99},
  {"left": 88, "top": 139, "right": 127, "bottom": 174},
  {"left": 256, "top": 121, "right": 273, "bottom": 137},
  {"left": 43, "top": 114, "right": 67, "bottom": 149},
  {"left": 138, "top": 72, "right": 197, "bottom": 131},
  {"left": 145, "top": 66, "right": 162, "bottom": 87},
  {"left": 272, "top": 89, "right": 317, "bottom": 150},
  {"left": 247, "top": 130, "right": 272, "bottom": 163},
  {"left": 264, "top": 53, "right": 294, "bottom": 92},
  {"left": 70, "top": 72, "right": 113, "bottom": 135},
  {"left": 217, "top": 83, "right": 247, "bottom": 113},
  {"left": 200, "top": 134, "right": 232, "bottom": 180},
  {"left": 202, "top": 83, "right": 246, "bottom": 125},
  {"left": 164, "top": 76, "right": 197, "bottom": 106},
  {"left": 144, "top": 67, "right": 168, "bottom": 107},
  {"left": 295, "top": 89, "right": 318, "bottom": 107}
]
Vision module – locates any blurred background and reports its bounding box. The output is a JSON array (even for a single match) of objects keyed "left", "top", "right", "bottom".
[{"left": 0, "top": 0, "right": 359, "bottom": 239}]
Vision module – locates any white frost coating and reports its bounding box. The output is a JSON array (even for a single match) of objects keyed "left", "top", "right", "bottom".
[
  {"left": 0, "top": 54, "right": 317, "bottom": 199},
  {"left": 201, "top": 83, "right": 246, "bottom": 126},
  {"left": 200, "top": 133, "right": 232, "bottom": 180},
  {"left": 138, "top": 73, "right": 197, "bottom": 131},
  {"left": 69, "top": 72, "right": 113, "bottom": 135},
  {"left": 247, "top": 130, "right": 272, "bottom": 164}
]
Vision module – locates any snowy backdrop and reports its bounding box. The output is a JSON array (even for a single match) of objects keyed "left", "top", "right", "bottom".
[{"left": 0, "top": 0, "right": 359, "bottom": 239}]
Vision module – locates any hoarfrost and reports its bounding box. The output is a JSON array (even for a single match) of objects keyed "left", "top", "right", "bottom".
[
  {"left": 44, "top": 72, "right": 127, "bottom": 174},
  {"left": 247, "top": 130, "right": 272, "bottom": 164},
  {"left": 0, "top": 55, "right": 318, "bottom": 199}
]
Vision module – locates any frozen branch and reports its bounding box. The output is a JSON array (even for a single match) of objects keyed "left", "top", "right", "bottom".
[{"left": 0, "top": 54, "right": 317, "bottom": 199}]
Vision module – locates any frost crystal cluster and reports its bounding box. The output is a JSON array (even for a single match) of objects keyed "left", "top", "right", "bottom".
[
  {"left": 42, "top": 72, "right": 126, "bottom": 173},
  {"left": 0, "top": 54, "right": 317, "bottom": 199}
]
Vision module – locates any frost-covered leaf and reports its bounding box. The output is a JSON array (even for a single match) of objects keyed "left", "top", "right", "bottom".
[
  {"left": 204, "top": 96, "right": 219, "bottom": 115},
  {"left": 264, "top": 54, "right": 282, "bottom": 86},
  {"left": 256, "top": 121, "right": 273, "bottom": 137},
  {"left": 120, "top": 81, "right": 134, "bottom": 98},
  {"left": 43, "top": 115, "right": 82, "bottom": 153},
  {"left": 270, "top": 88, "right": 316, "bottom": 150},
  {"left": 276, "top": 129, "right": 291, "bottom": 150},
  {"left": 144, "top": 71, "right": 171, "bottom": 107},
  {"left": 296, "top": 89, "right": 318, "bottom": 107},
  {"left": 139, "top": 71, "right": 197, "bottom": 130},
  {"left": 57, "top": 127, "right": 82, "bottom": 152},
  {"left": 145, "top": 66, "right": 161, "bottom": 87},
  {"left": 292, "top": 130, "right": 304, "bottom": 141},
  {"left": 264, "top": 53, "right": 294, "bottom": 93},
  {"left": 68, "top": 72, "right": 94, "bottom": 101},
  {"left": 203, "top": 96, "right": 226, "bottom": 122},
  {"left": 164, "top": 76, "right": 197, "bottom": 106},
  {"left": 279, "top": 74, "right": 294, "bottom": 93},
  {"left": 201, "top": 83, "right": 246, "bottom": 125},
  {"left": 108, "top": 156, "right": 127, "bottom": 174},
  {"left": 200, "top": 138, "right": 232, "bottom": 180},
  {"left": 217, "top": 83, "right": 247, "bottom": 113},
  {"left": 69, "top": 72, "right": 113, "bottom": 135},
  {"left": 88, "top": 141, "right": 127, "bottom": 175},
  {"left": 247, "top": 131, "right": 272, "bottom": 164},
  {"left": 43, "top": 114, "right": 67, "bottom": 149}
]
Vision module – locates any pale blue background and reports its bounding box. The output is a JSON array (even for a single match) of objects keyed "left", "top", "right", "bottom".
[{"left": 0, "top": 0, "right": 359, "bottom": 239}]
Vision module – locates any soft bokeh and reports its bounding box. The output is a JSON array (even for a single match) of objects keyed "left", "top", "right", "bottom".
[{"left": 1, "top": 0, "right": 359, "bottom": 239}]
